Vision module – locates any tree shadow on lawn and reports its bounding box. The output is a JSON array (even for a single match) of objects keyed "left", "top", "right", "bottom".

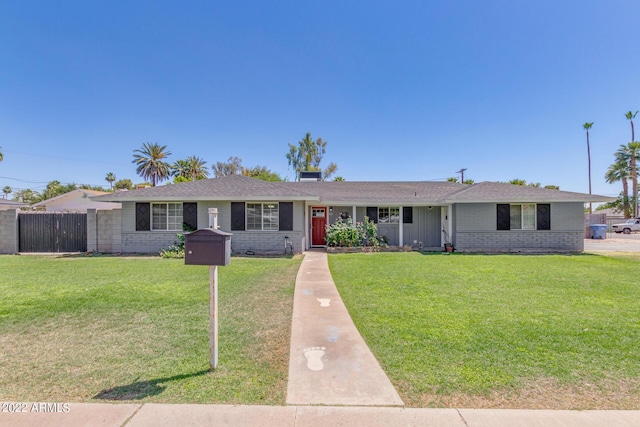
[{"left": 93, "top": 370, "right": 209, "bottom": 401}]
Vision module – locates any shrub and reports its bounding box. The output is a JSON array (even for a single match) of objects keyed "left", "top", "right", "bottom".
[
  {"left": 160, "top": 223, "right": 195, "bottom": 258},
  {"left": 325, "top": 217, "right": 383, "bottom": 248}
]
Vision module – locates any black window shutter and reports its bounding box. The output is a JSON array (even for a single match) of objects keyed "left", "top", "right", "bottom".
[
  {"left": 183, "top": 203, "right": 198, "bottom": 230},
  {"left": 537, "top": 204, "right": 551, "bottom": 230},
  {"left": 231, "top": 202, "right": 245, "bottom": 231},
  {"left": 136, "top": 203, "right": 151, "bottom": 231},
  {"left": 279, "top": 202, "right": 293, "bottom": 231},
  {"left": 403, "top": 207, "right": 413, "bottom": 224},
  {"left": 497, "top": 204, "right": 510, "bottom": 230},
  {"left": 366, "top": 207, "right": 378, "bottom": 223}
]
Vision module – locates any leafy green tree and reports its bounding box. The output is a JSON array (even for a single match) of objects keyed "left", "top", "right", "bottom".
[
  {"left": 173, "top": 175, "right": 191, "bottom": 183},
  {"left": 13, "top": 189, "right": 40, "bottom": 204},
  {"left": 114, "top": 179, "right": 133, "bottom": 190},
  {"left": 333, "top": 176, "right": 345, "bottom": 182},
  {"left": 212, "top": 156, "right": 244, "bottom": 177},
  {"left": 105, "top": 172, "right": 116, "bottom": 190},
  {"left": 132, "top": 142, "right": 172, "bottom": 186},
  {"left": 446, "top": 177, "right": 459, "bottom": 183},
  {"left": 39, "top": 180, "right": 78, "bottom": 201},
  {"left": 242, "top": 165, "right": 284, "bottom": 182},
  {"left": 286, "top": 132, "right": 338, "bottom": 181},
  {"left": 508, "top": 178, "right": 527, "bottom": 186},
  {"left": 0, "top": 146, "right": 3, "bottom": 162},
  {"left": 544, "top": 185, "right": 560, "bottom": 190},
  {"left": 463, "top": 179, "right": 475, "bottom": 185},
  {"left": 2, "top": 186, "right": 11, "bottom": 199}
]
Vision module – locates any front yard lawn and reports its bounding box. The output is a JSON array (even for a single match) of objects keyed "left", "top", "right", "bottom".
[
  {"left": 0, "top": 255, "right": 301, "bottom": 404},
  {"left": 329, "top": 252, "right": 640, "bottom": 409}
]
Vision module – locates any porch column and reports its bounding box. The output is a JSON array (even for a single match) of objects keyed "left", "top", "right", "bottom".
[
  {"left": 352, "top": 206, "right": 357, "bottom": 222},
  {"left": 398, "top": 205, "right": 404, "bottom": 247},
  {"left": 304, "top": 203, "right": 310, "bottom": 251}
]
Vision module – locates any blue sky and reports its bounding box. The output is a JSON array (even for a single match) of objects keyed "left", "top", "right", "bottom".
[{"left": 1, "top": 1, "right": 639, "bottom": 198}]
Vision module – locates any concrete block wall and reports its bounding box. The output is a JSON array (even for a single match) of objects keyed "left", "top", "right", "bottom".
[
  {"left": 97, "top": 209, "right": 122, "bottom": 252},
  {"left": 0, "top": 209, "right": 19, "bottom": 254},
  {"left": 87, "top": 209, "right": 123, "bottom": 253},
  {"left": 230, "top": 231, "right": 304, "bottom": 255},
  {"left": 455, "top": 231, "right": 584, "bottom": 252},
  {"left": 121, "top": 231, "right": 179, "bottom": 253}
]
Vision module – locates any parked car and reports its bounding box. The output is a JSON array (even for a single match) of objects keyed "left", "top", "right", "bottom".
[{"left": 612, "top": 218, "right": 640, "bottom": 234}]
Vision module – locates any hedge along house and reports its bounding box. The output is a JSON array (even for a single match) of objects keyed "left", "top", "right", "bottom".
[{"left": 91, "top": 174, "right": 611, "bottom": 254}]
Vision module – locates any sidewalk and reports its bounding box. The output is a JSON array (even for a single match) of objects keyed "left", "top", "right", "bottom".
[{"left": 2, "top": 403, "right": 640, "bottom": 426}]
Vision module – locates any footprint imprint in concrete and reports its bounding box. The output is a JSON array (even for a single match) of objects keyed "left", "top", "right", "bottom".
[
  {"left": 317, "top": 298, "right": 331, "bottom": 307},
  {"left": 303, "top": 347, "right": 326, "bottom": 371}
]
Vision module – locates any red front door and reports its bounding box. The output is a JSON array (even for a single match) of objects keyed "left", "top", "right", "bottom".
[{"left": 311, "top": 207, "right": 327, "bottom": 246}]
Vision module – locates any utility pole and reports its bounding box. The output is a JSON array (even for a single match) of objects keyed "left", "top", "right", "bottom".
[{"left": 456, "top": 168, "right": 467, "bottom": 184}]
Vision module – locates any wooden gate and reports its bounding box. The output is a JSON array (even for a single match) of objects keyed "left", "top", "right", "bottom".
[{"left": 18, "top": 212, "right": 87, "bottom": 252}]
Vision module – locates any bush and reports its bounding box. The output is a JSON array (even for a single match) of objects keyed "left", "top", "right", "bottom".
[
  {"left": 160, "top": 223, "right": 195, "bottom": 258},
  {"left": 325, "top": 217, "right": 383, "bottom": 248}
]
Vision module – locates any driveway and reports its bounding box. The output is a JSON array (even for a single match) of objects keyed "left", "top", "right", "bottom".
[{"left": 584, "top": 232, "right": 640, "bottom": 252}]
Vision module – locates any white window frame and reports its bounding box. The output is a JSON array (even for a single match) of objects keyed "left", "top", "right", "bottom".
[
  {"left": 510, "top": 203, "right": 536, "bottom": 230},
  {"left": 378, "top": 207, "right": 400, "bottom": 224},
  {"left": 152, "top": 202, "right": 183, "bottom": 231},
  {"left": 246, "top": 202, "right": 279, "bottom": 231}
]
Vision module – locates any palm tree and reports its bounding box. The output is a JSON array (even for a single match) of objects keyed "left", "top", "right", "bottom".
[
  {"left": 605, "top": 154, "right": 631, "bottom": 218},
  {"left": 105, "top": 172, "right": 116, "bottom": 190},
  {"left": 625, "top": 111, "right": 638, "bottom": 142},
  {"left": 185, "top": 155, "right": 209, "bottom": 181},
  {"left": 132, "top": 142, "right": 172, "bottom": 186},
  {"left": 625, "top": 111, "right": 639, "bottom": 217},
  {"left": 2, "top": 185, "right": 10, "bottom": 199},
  {"left": 619, "top": 142, "right": 640, "bottom": 218},
  {"left": 583, "top": 122, "right": 594, "bottom": 213}
]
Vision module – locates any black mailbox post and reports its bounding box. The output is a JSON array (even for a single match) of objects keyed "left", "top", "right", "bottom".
[{"left": 185, "top": 228, "right": 232, "bottom": 266}]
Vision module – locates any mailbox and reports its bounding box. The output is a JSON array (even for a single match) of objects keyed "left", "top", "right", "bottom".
[{"left": 184, "top": 228, "right": 232, "bottom": 266}]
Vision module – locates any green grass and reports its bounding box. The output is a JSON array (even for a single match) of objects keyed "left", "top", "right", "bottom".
[
  {"left": 0, "top": 254, "right": 301, "bottom": 404},
  {"left": 329, "top": 252, "right": 640, "bottom": 409}
]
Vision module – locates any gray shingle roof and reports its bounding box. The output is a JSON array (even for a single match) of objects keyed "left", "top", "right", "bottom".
[
  {"left": 284, "top": 181, "right": 465, "bottom": 205},
  {"left": 93, "top": 175, "right": 319, "bottom": 202},
  {"left": 446, "top": 182, "right": 611, "bottom": 203},
  {"left": 92, "top": 175, "right": 613, "bottom": 204}
]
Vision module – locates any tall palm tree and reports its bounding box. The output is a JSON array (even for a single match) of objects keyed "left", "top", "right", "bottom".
[
  {"left": 620, "top": 142, "right": 640, "bottom": 218},
  {"left": 583, "top": 122, "right": 594, "bottom": 213},
  {"left": 132, "top": 142, "right": 172, "bottom": 186},
  {"left": 605, "top": 154, "right": 631, "bottom": 218},
  {"left": 625, "top": 111, "right": 639, "bottom": 217},
  {"left": 105, "top": 172, "right": 116, "bottom": 190},
  {"left": 625, "top": 111, "right": 638, "bottom": 142},
  {"left": 2, "top": 185, "right": 11, "bottom": 199}
]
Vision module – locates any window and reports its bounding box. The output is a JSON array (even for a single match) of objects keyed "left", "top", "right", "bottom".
[
  {"left": 152, "top": 203, "right": 183, "bottom": 230},
  {"left": 247, "top": 202, "right": 279, "bottom": 231},
  {"left": 497, "top": 203, "right": 548, "bottom": 230},
  {"left": 378, "top": 207, "right": 400, "bottom": 224}
]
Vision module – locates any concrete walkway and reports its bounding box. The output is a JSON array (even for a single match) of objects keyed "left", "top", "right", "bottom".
[
  {"left": 286, "top": 249, "right": 404, "bottom": 406},
  {"left": 2, "top": 403, "right": 640, "bottom": 426}
]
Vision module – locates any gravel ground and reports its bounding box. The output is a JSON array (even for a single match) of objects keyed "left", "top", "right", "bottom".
[{"left": 584, "top": 232, "right": 640, "bottom": 252}]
